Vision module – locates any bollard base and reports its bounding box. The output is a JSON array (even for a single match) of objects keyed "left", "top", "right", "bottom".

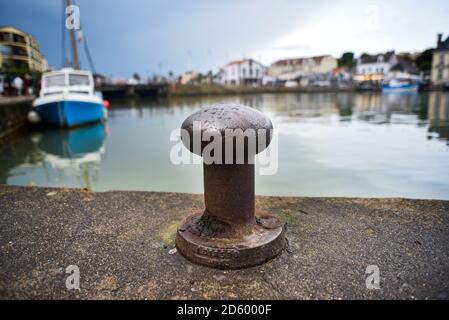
[{"left": 176, "top": 211, "right": 286, "bottom": 269}]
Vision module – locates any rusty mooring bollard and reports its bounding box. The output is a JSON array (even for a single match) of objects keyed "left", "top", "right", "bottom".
[{"left": 175, "top": 103, "right": 286, "bottom": 269}]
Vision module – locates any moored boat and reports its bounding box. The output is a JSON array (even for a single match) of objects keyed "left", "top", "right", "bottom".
[
  {"left": 29, "top": 68, "right": 105, "bottom": 127},
  {"left": 28, "top": 0, "right": 107, "bottom": 127},
  {"left": 382, "top": 79, "right": 419, "bottom": 93}
]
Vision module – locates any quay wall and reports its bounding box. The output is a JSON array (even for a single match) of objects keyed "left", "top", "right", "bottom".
[
  {"left": 0, "top": 96, "right": 33, "bottom": 139},
  {"left": 168, "top": 84, "right": 356, "bottom": 96}
]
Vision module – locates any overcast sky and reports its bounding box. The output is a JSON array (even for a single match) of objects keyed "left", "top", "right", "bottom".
[{"left": 1, "top": 0, "right": 448, "bottom": 78}]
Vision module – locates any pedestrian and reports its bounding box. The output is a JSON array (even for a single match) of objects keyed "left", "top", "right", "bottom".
[
  {"left": 25, "top": 74, "right": 33, "bottom": 95},
  {"left": 13, "top": 76, "right": 24, "bottom": 96}
]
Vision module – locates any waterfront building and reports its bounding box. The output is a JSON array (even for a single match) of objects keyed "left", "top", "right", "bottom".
[
  {"left": 219, "top": 59, "right": 266, "bottom": 86},
  {"left": 431, "top": 33, "right": 449, "bottom": 86},
  {"left": 385, "top": 60, "right": 421, "bottom": 83},
  {"left": 267, "top": 55, "right": 338, "bottom": 80},
  {"left": 0, "top": 26, "right": 48, "bottom": 74},
  {"left": 353, "top": 51, "right": 397, "bottom": 82},
  {"left": 179, "top": 71, "right": 199, "bottom": 85}
]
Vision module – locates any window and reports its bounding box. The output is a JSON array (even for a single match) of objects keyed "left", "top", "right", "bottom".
[
  {"left": 1, "top": 58, "right": 28, "bottom": 69},
  {"left": 0, "top": 44, "right": 27, "bottom": 56},
  {"left": 45, "top": 74, "right": 65, "bottom": 87},
  {"left": 0, "top": 33, "right": 26, "bottom": 44},
  {"left": 0, "top": 44, "right": 12, "bottom": 55},
  {"left": 69, "top": 74, "right": 90, "bottom": 86},
  {"left": 0, "top": 32, "right": 13, "bottom": 42},
  {"left": 13, "top": 34, "right": 26, "bottom": 44}
]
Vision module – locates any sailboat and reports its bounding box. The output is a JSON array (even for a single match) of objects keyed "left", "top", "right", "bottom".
[{"left": 29, "top": 0, "right": 106, "bottom": 127}]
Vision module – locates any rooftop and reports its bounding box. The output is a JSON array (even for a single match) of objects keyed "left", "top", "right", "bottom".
[
  {"left": 225, "top": 58, "right": 264, "bottom": 67},
  {"left": 0, "top": 25, "right": 35, "bottom": 40},
  {"left": 271, "top": 55, "right": 332, "bottom": 67},
  {"left": 359, "top": 51, "right": 396, "bottom": 64},
  {"left": 436, "top": 34, "right": 449, "bottom": 51}
]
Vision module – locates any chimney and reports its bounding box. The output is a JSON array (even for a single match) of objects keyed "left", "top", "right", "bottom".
[{"left": 437, "top": 33, "right": 443, "bottom": 46}]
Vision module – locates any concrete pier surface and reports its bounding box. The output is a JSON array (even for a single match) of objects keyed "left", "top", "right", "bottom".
[{"left": 0, "top": 184, "right": 448, "bottom": 300}]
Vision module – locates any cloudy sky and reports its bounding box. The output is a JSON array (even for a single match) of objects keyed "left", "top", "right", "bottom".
[{"left": 1, "top": 0, "right": 448, "bottom": 78}]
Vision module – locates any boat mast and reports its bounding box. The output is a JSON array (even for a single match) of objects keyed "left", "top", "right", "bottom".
[{"left": 66, "top": 0, "right": 80, "bottom": 69}]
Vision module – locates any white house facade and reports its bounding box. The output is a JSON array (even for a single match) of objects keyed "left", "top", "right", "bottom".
[
  {"left": 431, "top": 33, "right": 449, "bottom": 86},
  {"left": 268, "top": 55, "right": 338, "bottom": 80},
  {"left": 220, "top": 59, "right": 266, "bottom": 86},
  {"left": 355, "top": 51, "right": 398, "bottom": 81}
]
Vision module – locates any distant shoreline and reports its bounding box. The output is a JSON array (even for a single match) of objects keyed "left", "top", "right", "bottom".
[
  {"left": 168, "top": 84, "right": 355, "bottom": 96},
  {"left": 167, "top": 84, "right": 445, "bottom": 96}
]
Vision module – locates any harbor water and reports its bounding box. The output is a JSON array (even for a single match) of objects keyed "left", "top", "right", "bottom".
[{"left": 1, "top": 91, "right": 448, "bottom": 200}]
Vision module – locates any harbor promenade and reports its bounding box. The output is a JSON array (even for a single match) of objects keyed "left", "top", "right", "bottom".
[{"left": 0, "top": 185, "right": 448, "bottom": 299}]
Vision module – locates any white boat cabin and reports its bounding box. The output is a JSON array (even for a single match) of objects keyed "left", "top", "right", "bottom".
[{"left": 40, "top": 68, "right": 95, "bottom": 97}]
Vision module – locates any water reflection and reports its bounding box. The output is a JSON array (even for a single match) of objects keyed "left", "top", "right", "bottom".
[
  {"left": 1, "top": 123, "right": 107, "bottom": 189},
  {"left": 1, "top": 92, "right": 448, "bottom": 199},
  {"left": 428, "top": 92, "right": 449, "bottom": 142}
]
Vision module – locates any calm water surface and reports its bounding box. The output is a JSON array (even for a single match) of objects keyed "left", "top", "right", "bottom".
[{"left": 1, "top": 92, "right": 449, "bottom": 199}]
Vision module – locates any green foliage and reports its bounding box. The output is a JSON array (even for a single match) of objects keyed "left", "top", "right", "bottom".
[
  {"left": 0, "top": 65, "right": 41, "bottom": 77},
  {"left": 338, "top": 52, "right": 355, "bottom": 69},
  {"left": 360, "top": 53, "right": 370, "bottom": 60},
  {"left": 132, "top": 72, "right": 140, "bottom": 80},
  {"left": 416, "top": 49, "right": 434, "bottom": 72}
]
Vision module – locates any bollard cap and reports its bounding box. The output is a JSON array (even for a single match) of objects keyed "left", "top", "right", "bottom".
[{"left": 181, "top": 103, "right": 273, "bottom": 162}]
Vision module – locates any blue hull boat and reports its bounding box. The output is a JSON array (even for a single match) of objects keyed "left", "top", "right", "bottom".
[
  {"left": 34, "top": 99, "right": 104, "bottom": 127},
  {"left": 30, "top": 68, "right": 106, "bottom": 127},
  {"left": 382, "top": 80, "right": 419, "bottom": 93}
]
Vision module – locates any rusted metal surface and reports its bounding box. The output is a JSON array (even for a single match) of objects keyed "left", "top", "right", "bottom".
[
  {"left": 176, "top": 103, "right": 286, "bottom": 269},
  {"left": 181, "top": 103, "right": 273, "bottom": 164}
]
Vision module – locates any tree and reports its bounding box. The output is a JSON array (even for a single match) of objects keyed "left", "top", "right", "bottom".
[
  {"left": 416, "top": 49, "right": 434, "bottom": 72},
  {"left": 338, "top": 52, "right": 355, "bottom": 69},
  {"left": 132, "top": 72, "right": 141, "bottom": 81},
  {"left": 397, "top": 52, "right": 413, "bottom": 63},
  {"left": 360, "top": 53, "right": 370, "bottom": 60}
]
